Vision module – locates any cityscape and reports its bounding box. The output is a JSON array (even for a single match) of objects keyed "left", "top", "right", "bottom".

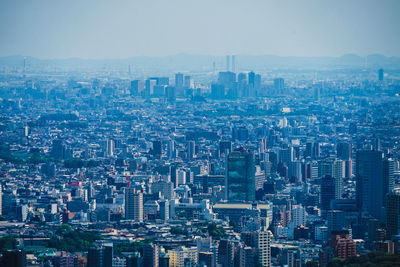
[{"left": 0, "top": 1, "right": 400, "bottom": 267}]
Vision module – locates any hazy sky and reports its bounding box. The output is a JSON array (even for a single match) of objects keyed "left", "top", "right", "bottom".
[{"left": 1, "top": 0, "right": 399, "bottom": 59}]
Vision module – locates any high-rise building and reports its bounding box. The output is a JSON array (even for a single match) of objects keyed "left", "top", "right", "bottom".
[
  {"left": 239, "top": 245, "right": 256, "bottom": 267},
  {"left": 177, "top": 169, "right": 187, "bottom": 186},
  {"left": 241, "top": 229, "right": 273, "bottom": 267},
  {"left": 166, "top": 86, "right": 176, "bottom": 103},
  {"left": 145, "top": 79, "right": 157, "bottom": 99},
  {"left": 274, "top": 78, "right": 284, "bottom": 94},
  {"left": 158, "top": 199, "right": 169, "bottom": 221},
  {"left": 0, "top": 250, "right": 26, "bottom": 267},
  {"left": 248, "top": 72, "right": 255, "bottom": 90},
  {"left": 187, "top": 140, "right": 195, "bottom": 160},
  {"left": 219, "top": 141, "right": 232, "bottom": 157},
  {"left": 125, "top": 188, "right": 143, "bottom": 222},
  {"left": 378, "top": 68, "right": 384, "bottom": 81},
  {"left": 199, "top": 251, "right": 215, "bottom": 267},
  {"left": 356, "top": 150, "right": 384, "bottom": 220},
  {"left": 152, "top": 140, "right": 162, "bottom": 157},
  {"left": 211, "top": 84, "right": 225, "bottom": 99},
  {"left": 168, "top": 247, "right": 198, "bottom": 267},
  {"left": 102, "top": 139, "right": 115, "bottom": 157},
  {"left": 231, "top": 55, "right": 236, "bottom": 73},
  {"left": 257, "top": 229, "right": 273, "bottom": 267},
  {"left": 387, "top": 188, "right": 400, "bottom": 238},
  {"left": 225, "top": 148, "right": 255, "bottom": 201},
  {"left": 130, "top": 80, "right": 144, "bottom": 95},
  {"left": 151, "top": 181, "right": 174, "bottom": 200},
  {"left": 0, "top": 185, "right": 2, "bottom": 216},
  {"left": 167, "top": 139, "right": 175, "bottom": 159},
  {"left": 142, "top": 244, "right": 159, "bottom": 267},
  {"left": 175, "top": 73, "right": 184, "bottom": 89},
  {"left": 279, "top": 147, "right": 294, "bottom": 165},
  {"left": 218, "top": 239, "right": 239, "bottom": 267},
  {"left": 383, "top": 158, "right": 395, "bottom": 208},
  {"left": 327, "top": 210, "right": 346, "bottom": 232},
  {"left": 51, "top": 139, "right": 65, "bottom": 160},
  {"left": 184, "top": 75, "right": 193, "bottom": 89},
  {"left": 319, "top": 159, "right": 345, "bottom": 199},
  {"left": 320, "top": 175, "right": 335, "bottom": 211},
  {"left": 87, "top": 243, "right": 113, "bottom": 267},
  {"left": 328, "top": 231, "right": 356, "bottom": 260},
  {"left": 292, "top": 205, "right": 307, "bottom": 227},
  {"left": 337, "top": 143, "right": 353, "bottom": 178},
  {"left": 337, "top": 142, "right": 352, "bottom": 160}
]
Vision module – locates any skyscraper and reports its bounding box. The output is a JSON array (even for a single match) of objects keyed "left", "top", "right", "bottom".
[
  {"left": 378, "top": 68, "right": 384, "bottom": 81},
  {"left": 337, "top": 142, "right": 352, "bottom": 160},
  {"left": 225, "top": 148, "right": 255, "bottom": 201},
  {"left": 231, "top": 55, "right": 236, "bottom": 73},
  {"left": 382, "top": 158, "right": 395, "bottom": 208},
  {"left": 320, "top": 175, "right": 335, "bottom": 211},
  {"left": 274, "top": 78, "right": 284, "bottom": 94},
  {"left": 130, "top": 80, "right": 144, "bottom": 96},
  {"left": 386, "top": 188, "right": 400, "bottom": 238},
  {"left": 187, "top": 140, "right": 195, "bottom": 160},
  {"left": 125, "top": 188, "right": 143, "bottom": 222},
  {"left": 248, "top": 71, "right": 255, "bottom": 87},
  {"left": 337, "top": 142, "right": 353, "bottom": 178},
  {"left": 175, "top": 73, "right": 184, "bottom": 89},
  {"left": 356, "top": 150, "right": 384, "bottom": 220}
]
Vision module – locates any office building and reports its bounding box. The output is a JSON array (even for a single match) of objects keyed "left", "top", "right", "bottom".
[
  {"left": 356, "top": 150, "right": 384, "bottom": 220},
  {"left": 320, "top": 175, "right": 335, "bottom": 211},
  {"left": 175, "top": 73, "right": 184, "bottom": 89},
  {"left": 125, "top": 188, "right": 143, "bottom": 222},
  {"left": 225, "top": 148, "right": 255, "bottom": 201},
  {"left": 386, "top": 188, "right": 400, "bottom": 238}
]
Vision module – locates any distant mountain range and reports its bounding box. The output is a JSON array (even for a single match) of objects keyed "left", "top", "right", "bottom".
[{"left": 1, "top": 54, "right": 399, "bottom": 71}]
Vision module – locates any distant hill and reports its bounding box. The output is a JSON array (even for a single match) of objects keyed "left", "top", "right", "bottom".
[{"left": 1, "top": 54, "right": 399, "bottom": 71}]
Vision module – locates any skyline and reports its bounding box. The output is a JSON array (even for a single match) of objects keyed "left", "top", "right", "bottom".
[{"left": 1, "top": 0, "right": 400, "bottom": 59}]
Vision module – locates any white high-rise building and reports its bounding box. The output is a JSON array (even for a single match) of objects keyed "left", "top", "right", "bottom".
[
  {"left": 257, "top": 229, "right": 273, "bottom": 267},
  {"left": 124, "top": 188, "right": 143, "bottom": 222},
  {"left": 177, "top": 169, "right": 186, "bottom": 186},
  {"left": 292, "top": 205, "right": 307, "bottom": 227}
]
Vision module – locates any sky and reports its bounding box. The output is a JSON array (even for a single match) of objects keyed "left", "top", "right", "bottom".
[{"left": 0, "top": 0, "right": 399, "bottom": 59}]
